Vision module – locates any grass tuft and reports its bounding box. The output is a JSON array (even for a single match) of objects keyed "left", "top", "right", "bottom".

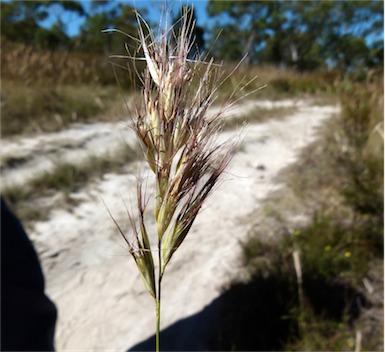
[{"left": 2, "top": 144, "right": 138, "bottom": 224}]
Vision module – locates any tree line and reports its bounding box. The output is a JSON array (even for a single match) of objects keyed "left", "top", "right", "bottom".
[
  {"left": 0, "top": 1, "right": 140, "bottom": 53},
  {"left": 207, "top": 0, "right": 383, "bottom": 71},
  {"left": 1, "top": 0, "right": 383, "bottom": 71}
]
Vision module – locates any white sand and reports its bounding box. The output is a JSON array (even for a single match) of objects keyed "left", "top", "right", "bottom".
[{"left": 3, "top": 101, "right": 339, "bottom": 350}]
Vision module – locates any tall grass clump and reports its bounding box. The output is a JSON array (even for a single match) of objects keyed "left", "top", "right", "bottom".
[
  {"left": 337, "top": 80, "right": 384, "bottom": 249},
  {"left": 107, "top": 10, "right": 241, "bottom": 351},
  {"left": 0, "top": 39, "right": 135, "bottom": 86}
]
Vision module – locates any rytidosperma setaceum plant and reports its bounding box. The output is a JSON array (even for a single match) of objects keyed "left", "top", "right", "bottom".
[{"left": 106, "top": 9, "right": 250, "bottom": 352}]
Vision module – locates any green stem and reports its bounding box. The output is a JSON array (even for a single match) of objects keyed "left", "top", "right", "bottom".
[
  {"left": 156, "top": 294, "right": 161, "bottom": 352},
  {"left": 156, "top": 242, "right": 163, "bottom": 352}
]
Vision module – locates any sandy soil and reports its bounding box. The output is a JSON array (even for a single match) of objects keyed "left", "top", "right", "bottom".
[{"left": 2, "top": 100, "right": 339, "bottom": 350}]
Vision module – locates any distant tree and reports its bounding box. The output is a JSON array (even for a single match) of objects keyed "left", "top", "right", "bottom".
[
  {"left": 77, "top": 5, "right": 118, "bottom": 53},
  {"left": 35, "top": 23, "right": 69, "bottom": 50},
  {"left": 77, "top": 3, "right": 142, "bottom": 54},
  {"left": 288, "top": 0, "right": 383, "bottom": 70},
  {"left": 1, "top": 1, "right": 49, "bottom": 44},
  {"left": 207, "top": 1, "right": 269, "bottom": 63},
  {"left": 206, "top": 0, "right": 384, "bottom": 71},
  {"left": 1, "top": 0, "right": 85, "bottom": 49}
]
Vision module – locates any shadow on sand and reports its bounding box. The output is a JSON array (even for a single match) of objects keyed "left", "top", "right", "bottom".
[{"left": 128, "top": 273, "right": 367, "bottom": 351}]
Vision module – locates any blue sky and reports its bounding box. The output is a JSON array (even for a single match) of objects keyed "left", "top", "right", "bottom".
[{"left": 41, "top": 0, "right": 210, "bottom": 37}]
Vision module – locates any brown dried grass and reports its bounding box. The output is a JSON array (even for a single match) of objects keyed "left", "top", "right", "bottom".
[{"left": 1, "top": 39, "right": 135, "bottom": 86}]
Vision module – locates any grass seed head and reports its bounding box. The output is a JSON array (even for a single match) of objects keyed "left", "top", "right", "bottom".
[{"left": 114, "top": 7, "right": 238, "bottom": 294}]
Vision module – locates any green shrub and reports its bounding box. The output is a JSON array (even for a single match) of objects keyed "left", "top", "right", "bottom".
[{"left": 287, "top": 214, "right": 370, "bottom": 282}]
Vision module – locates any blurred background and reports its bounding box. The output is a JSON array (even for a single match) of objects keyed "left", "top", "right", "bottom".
[
  {"left": 1, "top": 0, "right": 383, "bottom": 134},
  {"left": 1, "top": 0, "right": 383, "bottom": 351},
  {"left": 1, "top": 0, "right": 383, "bottom": 130}
]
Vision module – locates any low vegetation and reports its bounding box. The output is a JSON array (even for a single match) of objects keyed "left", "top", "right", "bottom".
[
  {"left": 1, "top": 38, "right": 343, "bottom": 139},
  {"left": 216, "top": 76, "right": 383, "bottom": 350},
  {"left": 223, "top": 106, "right": 298, "bottom": 131},
  {"left": 1, "top": 39, "right": 140, "bottom": 137},
  {"left": 0, "top": 39, "right": 133, "bottom": 86},
  {"left": 2, "top": 144, "right": 139, "bottom": 225},
  {"left": 218, "top": 64, "right": 341, "bottom": 101},
  {"left": 1, "top": 82, "right": 126, "bottom": 137}
]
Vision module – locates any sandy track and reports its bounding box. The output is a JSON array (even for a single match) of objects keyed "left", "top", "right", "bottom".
[
  {"left": 4, "top": 101, "right": 339, "bottom": 350},
  {"left": 0, "top": 99, "right": 301, "bottom": 189}
]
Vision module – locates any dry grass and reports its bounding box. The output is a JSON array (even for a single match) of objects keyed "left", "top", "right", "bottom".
[
  {"left": 217, "top": 63, "right": 341, "bottom": 101},
  {"left": 1, "top": 39, "right": 135, "bottom": 86},
  {"left": 0, "top": 39, "right": 143, "bottom": 137},
  {"left": 1, "top": 81, "right": 125, "bottom": 137},
  {"left": 1, "top": 38, "right": 340, "bottom": 139}
]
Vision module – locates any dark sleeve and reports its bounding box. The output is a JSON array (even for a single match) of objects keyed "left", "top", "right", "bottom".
[{"left": 1, "top": 197, "right": 57, "bottom": 351}]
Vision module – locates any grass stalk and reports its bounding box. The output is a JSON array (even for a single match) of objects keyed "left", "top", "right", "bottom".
[
  {"left": 156, "top": 240, "right": 162, "bottom": 352},
  {"left": 155, "top": 293, "right": 161, "bottom": 352},
  {"left": 107, "top": 8, "right": 242, "bottom": 350}
]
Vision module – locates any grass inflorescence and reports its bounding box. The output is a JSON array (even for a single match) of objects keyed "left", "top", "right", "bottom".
[{"left": 106, "top": 9, "right": 243, "bottom": 351}]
